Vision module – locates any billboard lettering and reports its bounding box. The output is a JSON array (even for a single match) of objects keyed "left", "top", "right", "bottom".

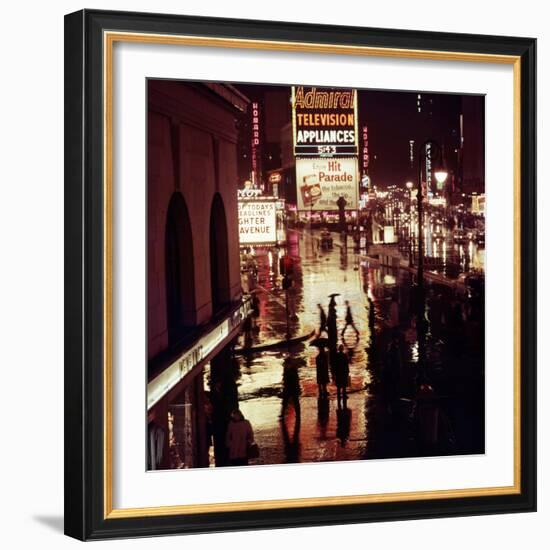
[
  {"left": 295, "top": 158, "right": 358, "bottom": 211},
  {"left": 238, "top": 199, "right": 277, "bottom": 245},
  {"left": 292, "top": 86, "right": 358, "bottom": 157}
]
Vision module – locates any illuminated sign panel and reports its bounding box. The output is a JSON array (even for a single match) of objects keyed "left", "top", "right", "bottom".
[
  {"left": 425, "top": 142, "right": 433, "bottom": 195},
  {"left": 250, "top": 101, "right": 262, "bottom": 187},
  {"left": 147, "top": 300, "right": 251, "bottom": 410},
  {"left": 362, "top": 125, "right": 369, "bottom": 175},
  {"left": 292, "top": 87, "right": 358, "bottom": 157},
  {"left": 295, "top": 157, "right": 358, "bottom": 211},
  {"left": 238, "top": 199, "right": 277, "bottom": 244}
]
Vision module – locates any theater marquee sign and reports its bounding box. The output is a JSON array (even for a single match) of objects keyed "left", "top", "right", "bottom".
[
  {"left": 292, "top": 86, "right": 358, "bottom": 157},
  {"left": 238, "top": 197, "right": 278, "bottom": 245}
]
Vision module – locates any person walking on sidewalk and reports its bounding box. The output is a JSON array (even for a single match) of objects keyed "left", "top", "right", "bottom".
[
  {"left": 333, "top": 345, "right": 350, "bottom": 407},
  {"left": 327, "top": 297, "right": 338, "bottom": 350},
  {"left": 281, "top": 357, "right": 302, "bottom": 420},
  {"left": 225, "top": 408, "right": 254, "bottom": 467},
  {"left": 317, "top": 303, "right": 328, "bottom": 336},
  {"left": 315, "top": 346, "right": 330, "bottom": 397},
  {"left": 341, "top": 300, "right": 360, "bottom": 339}
]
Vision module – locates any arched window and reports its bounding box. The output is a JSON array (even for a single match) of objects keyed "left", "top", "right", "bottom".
[
  {"left": 165, "top": 193, "right": 196, "bottom": 345},
  {"left": 209, "top": 193, "right": 230, "bottom": 316}
]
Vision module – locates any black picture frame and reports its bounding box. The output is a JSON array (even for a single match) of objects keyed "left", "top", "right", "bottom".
[{"left": 64, "top": 9, "right": 536, "bottom": 541}]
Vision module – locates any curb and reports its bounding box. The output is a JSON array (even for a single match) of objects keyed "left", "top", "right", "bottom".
[{"left": 235, "top": 329, "right": 315, "bottom": 354}]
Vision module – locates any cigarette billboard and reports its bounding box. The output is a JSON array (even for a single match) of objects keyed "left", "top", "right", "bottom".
[
  {"left": 295, "top": 157, "right": 359, "bottom": 211},
  {"left": 238, "top": 198, "right": 277, "bottom": 245},
  {"left": 292, "top": 86, "right": 358, "bottom": 157}
]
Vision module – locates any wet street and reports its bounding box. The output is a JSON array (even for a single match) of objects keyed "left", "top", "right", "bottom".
[{"left": 209, "top": 228, "right": 485, "bottom": 467}]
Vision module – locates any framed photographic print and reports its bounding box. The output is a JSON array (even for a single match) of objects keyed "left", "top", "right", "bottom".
[{"left": 64, "top": 9, "right": 536, "bottom": 540}]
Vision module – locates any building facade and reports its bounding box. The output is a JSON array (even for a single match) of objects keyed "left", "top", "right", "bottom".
[{"left": 147, "top": 80, "right": 249, "bottom": 469}]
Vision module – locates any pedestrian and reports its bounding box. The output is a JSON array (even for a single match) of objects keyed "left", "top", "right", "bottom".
[
  {"left": 333, "top": 344, "right": 350, "bottom": 407},
  {"left": 315, "top": 346, "right": 330, "bottom": 397},
  {"left": 225, "top": 408, "right": 254, "bottom": 467},
  {"left": 341, "top": 300, "right": 360, "bottom": 339},
  {"left": 242, "top": 314, "right": 253, "bottom": 349},
  {"left": 327, "top": 295, "right": 338, "bottom": 350},
  {"left": 281, "top": 357, "right": 302, "bottom": 419},
  {"left": 317, "top": 303, "right": 327, "bottom": 336}
]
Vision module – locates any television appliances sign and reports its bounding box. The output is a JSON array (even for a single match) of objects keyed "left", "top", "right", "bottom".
[{"left": 292, "top": 86, "right": 358, "bottom": 157}]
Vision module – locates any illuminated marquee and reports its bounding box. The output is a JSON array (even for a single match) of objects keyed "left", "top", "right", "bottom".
[
  {"left": 238, "top": 198, "right": 277, "bottom": 245},
  {"left": 250, "top": 102, "right": 262, "bottom": 187},
  {"left": 362, "top": 125, "right": 369, "bottom": 176},
  {"left": 292, "top": 86, "right": 358, "bottom": 157}
]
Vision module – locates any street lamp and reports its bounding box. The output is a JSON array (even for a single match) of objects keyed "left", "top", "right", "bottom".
[
  {"left": 416, "top": 140, "right": 447, "bottom": 292},
  {"left": 406, "top": 181, "right": 414, "bottom": 267},
  {"left": 415, "top": 140, "right": 447, "bottom": 381}
]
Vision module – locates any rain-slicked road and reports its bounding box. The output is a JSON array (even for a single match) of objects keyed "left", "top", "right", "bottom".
[{"left": 213, "top": 228, "right": 485, "bottom": 466}]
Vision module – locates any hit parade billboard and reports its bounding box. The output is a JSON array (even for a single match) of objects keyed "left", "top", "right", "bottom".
[
  {"left": 295, "top": 158, "right": 359, "bottom": 211},
  {"left": 292, "top": 86, "right": 358, "bottom": 157},
  {"left": 238, "top": 197, "right": 278, "bottom": 245}
]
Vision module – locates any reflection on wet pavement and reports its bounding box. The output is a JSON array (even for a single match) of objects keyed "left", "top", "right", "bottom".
[{"left": 228, "top": 229, "right": 484, "bottom": 467}]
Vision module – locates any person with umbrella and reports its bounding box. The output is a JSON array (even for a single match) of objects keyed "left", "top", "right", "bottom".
[
  {"left": 327, "top": 293, "right": 339, "bottom": 350},
  {"left": 317, "top": 303, "right": 328, "bottom": 336},
  {"left": 315, "top": 345, "right": 330, "bottom": 397}
]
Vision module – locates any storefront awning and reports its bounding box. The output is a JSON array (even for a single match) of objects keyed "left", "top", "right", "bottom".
[{"left": 147, "top": 299, "right": 251, "bottom": 410}]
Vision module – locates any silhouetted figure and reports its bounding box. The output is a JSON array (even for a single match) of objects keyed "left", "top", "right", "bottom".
[
  {"left": 242, "top": 314, "right": 253, "bottom": 349},
  {"left": 315, "top": 347, "right": 330, "bottom": 397},
  {"left": 281, "top": 407, "right": 301, "bottom": 463},
  {"left": 327, "top": 306, "right": 337, "bottom": 351},
  {"left": 210, "top": 353, "right": 240, "bottom": 467},
  {"left": 337, "top": 195, "right": 347, "bottom": 233},
  {"left": 333, "top": 345, "right": 350, "bottom": 408},
  {"left": 336, "top": 405, "right": 352, "bottom": 447},
  {"left": 317, "top": 303, "right": 328, "bottom": 336},
  {"left": 281, "top": 357, "right": 301, "bottom": 420},
  {"left": 341, "top": 300, "right": 360, "bottom": 339},
  {"left": 317, "top": 395, "right": 330, "bottom": 438},
  {"left": 225, "top": 409, "right": 254, "bottom": 467}
]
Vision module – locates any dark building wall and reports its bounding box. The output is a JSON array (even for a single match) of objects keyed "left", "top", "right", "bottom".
[
  {"left": 147, "top": 80, "right": 244, "bottom": 360},
  {"left": 461, "top": 95, "right": 485, "bottom": 193}
]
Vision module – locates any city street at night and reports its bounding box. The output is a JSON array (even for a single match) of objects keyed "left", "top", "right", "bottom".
[
  {"left": 147, "top": 79, "right": 486, "bottom": 471},
  {"left": 220, "top": 226, "right": 485, "bottom": 466}
]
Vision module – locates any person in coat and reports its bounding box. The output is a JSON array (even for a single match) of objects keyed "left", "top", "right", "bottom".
[
  {"left": 315, "top": 346, "right": 330, "bottom": 397},
  {"left": 317, "top": 303, "right": 328, "bottom": 336},
  {"left": 225, "top": 408, "right": 254, "bottom": 466},
  {"left": 333, "top": 344, "right": 350, "bottom": 407},
  {"left": 341, "top": 300, "right": 360, "bottom": 339}
]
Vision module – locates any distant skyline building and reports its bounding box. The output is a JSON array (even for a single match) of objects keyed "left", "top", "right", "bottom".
[{"left": 461, "top": 95, "right": 485, "bottom": 194}]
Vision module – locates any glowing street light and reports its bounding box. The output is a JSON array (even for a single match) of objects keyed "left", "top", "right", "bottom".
[
  {"left": 415, "top": 139, "right": 446, "bottom": 379},
  {"left": 434, "top": 170, "right": 448, "bottom": 186},
  {"left": 406, "top": 181, "right": 414, "bottom": 267}
]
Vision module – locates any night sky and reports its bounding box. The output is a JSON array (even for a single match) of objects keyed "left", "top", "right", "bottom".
[{"left": 234, "top": 83, "right": 484, "bottom": 192}]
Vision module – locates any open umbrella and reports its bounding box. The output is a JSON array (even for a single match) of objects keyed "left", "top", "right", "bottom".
[{"left": 310, "top": 337, "right": 329, "bottom": 348}]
